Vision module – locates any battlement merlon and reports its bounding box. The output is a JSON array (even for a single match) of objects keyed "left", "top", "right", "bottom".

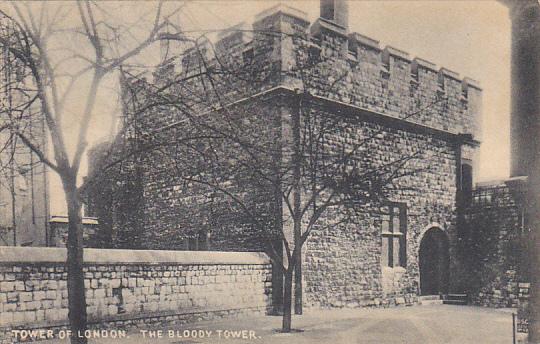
[{"left": 170, "top": 4, "right": 482, "bottom": 141}]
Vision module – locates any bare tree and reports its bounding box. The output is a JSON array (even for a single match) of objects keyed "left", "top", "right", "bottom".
[{"left": 0, "top": 2, "right": 184, "bottom": 342}]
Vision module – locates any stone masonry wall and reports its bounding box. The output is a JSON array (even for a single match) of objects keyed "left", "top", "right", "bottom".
[
  {"left": 0, "top": 247, "right": 272, "bottom": 343},
  {"left": 300, "top": 103, "right": 459, "bottom": 308},
  {"left": 138, "top": 99, "right": 284, "bottom": 252},
  {"left": 463, "top": 180, "right": 528, "bottom": 308}
]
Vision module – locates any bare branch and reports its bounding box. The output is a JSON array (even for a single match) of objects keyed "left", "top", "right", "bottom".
[{"left": 14, "top": 131, "right": 61, "bottom": 174}]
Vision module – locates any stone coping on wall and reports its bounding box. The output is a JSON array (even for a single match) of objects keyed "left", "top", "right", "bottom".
[
  {"left": 463, "top": 77, "right": 482, "bottom": 90},
  {"left": 349, "top": 32, "right": 380, "bottom": 51},
  {"left": 49, "top": 216, "right": 99, "bottom": 225},
  {"left": 439, "top": 67, "right": 461, "bottom": 81},
  {"left": 311, "top": 17, "right": 348, "bottom": 38},
  {"left": 0, "top": 247, "right": 270, "bottom": 265},
  {"left": 412, "top": 58, "right": 438, "bottom": 73},
  {"left": 383, "top": 46, "right": 411, "bottom": 62}
]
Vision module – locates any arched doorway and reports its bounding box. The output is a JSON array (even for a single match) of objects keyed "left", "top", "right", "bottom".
[{"left": 419, "top": 227, "right": 450, "bottom": 295}]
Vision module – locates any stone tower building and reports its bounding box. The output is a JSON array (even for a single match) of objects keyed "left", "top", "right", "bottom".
[
  {"left": 0, "top": 15, "right": 50, "bottom": 247},
  {"left": 90, "top": 1, "right": 483, "bottom": 308}
]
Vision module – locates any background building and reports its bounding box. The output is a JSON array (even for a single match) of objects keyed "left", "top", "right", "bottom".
[{"left": 0, "top": 14, "right": 49, "bottom": 247}]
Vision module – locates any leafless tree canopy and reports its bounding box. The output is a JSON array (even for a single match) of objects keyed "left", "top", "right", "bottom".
[{"left": 0, "top": 2, "right": 187, "bottom": 342}]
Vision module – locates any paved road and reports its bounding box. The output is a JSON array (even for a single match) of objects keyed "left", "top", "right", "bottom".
[{"left": 36, "top": 305, "right": 516, "bottom": 344}]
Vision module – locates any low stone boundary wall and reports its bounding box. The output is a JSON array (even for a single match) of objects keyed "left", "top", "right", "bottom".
[{"left": 0, "top": 247, "right": 272, "bottom": 343}]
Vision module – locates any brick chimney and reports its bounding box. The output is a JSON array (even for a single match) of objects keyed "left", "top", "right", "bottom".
[{"left": 320, "top": 0, "right": 348, "bottom": 30}]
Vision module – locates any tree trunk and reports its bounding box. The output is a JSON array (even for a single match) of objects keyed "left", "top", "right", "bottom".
[
  {"left": 64, "top": 178, "right": 88, "bottom": 344},
  {"left": 293, "top": 229, "right": 302, "bottom": 315},
  {"left": 271, "top": 239, "right": 284, "bottom": 315},
  {"left": 292, "top": 89, "right": 303, "bottom": 315},
  {"left": 281, "top": 267, "right": 294, "bottom": 332}
]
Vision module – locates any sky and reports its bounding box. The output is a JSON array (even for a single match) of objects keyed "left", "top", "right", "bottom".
[{"left": 46, "top": 0, "right": 511, "bottom": 215}]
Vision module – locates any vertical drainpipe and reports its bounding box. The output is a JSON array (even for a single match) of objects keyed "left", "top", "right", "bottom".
[{"left": 454, "top": 136, "right": 465, "bottom": 295}]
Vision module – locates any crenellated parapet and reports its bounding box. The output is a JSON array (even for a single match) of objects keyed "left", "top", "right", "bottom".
[{"left": 160, "top": 4, "right": 482, "bottom": 141}]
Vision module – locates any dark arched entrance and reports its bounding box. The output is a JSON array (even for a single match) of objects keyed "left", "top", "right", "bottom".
[{"left": 419, "top": 227, "right": 450, "bottom": 295}]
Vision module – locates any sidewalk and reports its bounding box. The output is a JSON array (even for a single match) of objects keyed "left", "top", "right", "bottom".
[{"left": 34, "top": 304, "right": 516, "bottom": 344}]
